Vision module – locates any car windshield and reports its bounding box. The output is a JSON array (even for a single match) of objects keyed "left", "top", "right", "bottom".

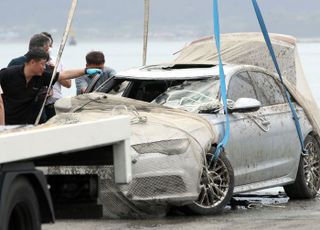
[{"left": 152, "top": 77, "right": 220, "bottom": 112}]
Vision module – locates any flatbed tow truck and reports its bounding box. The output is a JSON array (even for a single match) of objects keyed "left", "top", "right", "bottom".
[{"left": 0, "top": 116, "right": 131, "bottom": 230}]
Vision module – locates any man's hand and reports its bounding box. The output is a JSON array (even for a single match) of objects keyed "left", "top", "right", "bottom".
[{"left": 85, "top": 68, "right": 102, "bottom": 75}]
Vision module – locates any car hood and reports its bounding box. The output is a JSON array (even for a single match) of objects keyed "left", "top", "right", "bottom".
[{"left": 44, "top": 93, "right": 216, "bottom": 149}]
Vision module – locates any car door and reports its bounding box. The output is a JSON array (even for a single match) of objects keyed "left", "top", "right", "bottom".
[
  {"left": 248, "top": 71, "right": 301, "bottom": 179},
  {"left": 225, "top": 71, "right": 274, "bottom": 186}
]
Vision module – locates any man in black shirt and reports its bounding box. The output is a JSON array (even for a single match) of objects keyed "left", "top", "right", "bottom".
[
  {"left": 0, "top": 49, "right": 101, "bottom": 125},
  {"left": 8, "top": 33, "right": 72, "bottom": 121},
  {"left": 8, "top": 33, "right": 51, "bottom": 67}
]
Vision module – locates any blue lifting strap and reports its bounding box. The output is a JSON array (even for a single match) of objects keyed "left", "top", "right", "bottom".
[
  {"left": 210, "top": 0, "right": 230, "bottom": 163},
  {"left": 251, "top": 0, "right": 306, "bottom": 153}
]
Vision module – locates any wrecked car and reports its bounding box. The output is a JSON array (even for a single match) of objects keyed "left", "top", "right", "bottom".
[
  {"left": 44, "top": 94, "right": 230, "bottom": 218},
  {"left": 84, "top": 33, "right": 320, "bottom": 214}
]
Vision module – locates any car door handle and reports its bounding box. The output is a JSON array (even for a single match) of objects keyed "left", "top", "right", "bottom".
[
  {"left": 261, "top": 120, "right": 270, "bottom": 126},
  {"left": 247, "top": 114, "right": 270, "bottom": 132}
]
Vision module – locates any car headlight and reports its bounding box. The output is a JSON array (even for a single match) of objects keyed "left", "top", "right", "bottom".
[{"left": 132, "top": 138, "right": 190, "bottom": 155}]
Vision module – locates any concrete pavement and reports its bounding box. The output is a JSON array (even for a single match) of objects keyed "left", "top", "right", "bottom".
[{"left": 43, "top": 195, "right": 320, "bottom": 230}]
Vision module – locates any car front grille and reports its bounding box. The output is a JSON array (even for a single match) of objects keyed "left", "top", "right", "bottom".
[{"left": 124, "top": 175, "right": 187, "bottom": 199}]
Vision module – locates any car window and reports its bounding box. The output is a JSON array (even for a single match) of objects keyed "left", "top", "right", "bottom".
[
  {"left": 125, "top": 80, "right": 175, "bottom": 102},
  {"left": 95, "top": 78, "right": 128, "bottom": 95},
  {"left": 152, "top": 78, "right": 220, "bottom": 112},
  {"left": 249, "top": 72, "right": 286, "bottom": 106},
  {"left": 227, "top": 72, "right": 257, "bottom": 102}
]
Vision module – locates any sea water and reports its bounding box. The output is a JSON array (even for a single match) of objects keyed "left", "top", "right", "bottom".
[{"left": 0, "top": 41, "right": 319, "bottom": 102}]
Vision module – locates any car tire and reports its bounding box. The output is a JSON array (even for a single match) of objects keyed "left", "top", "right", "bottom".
[
  {"left": 181, "top": 151, "right": 234, "bottom": 215},
  {"left": 284, "top": 134, "right": 320, "bottom": 199},
  {"left": 4, "top": 176, "right": 41, "bottom": 230}
]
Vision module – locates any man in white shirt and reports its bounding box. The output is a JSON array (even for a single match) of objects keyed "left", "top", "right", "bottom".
[
  {"left": 42, "top": 32, "right": 71, "bottom": 119},
  {"left": 0, "top": 85, "right": 4, "bottom": 125}
]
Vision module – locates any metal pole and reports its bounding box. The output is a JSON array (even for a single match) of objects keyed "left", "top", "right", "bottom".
[{"left": 143, "top": 0, "right": 150, "bottom": 66}]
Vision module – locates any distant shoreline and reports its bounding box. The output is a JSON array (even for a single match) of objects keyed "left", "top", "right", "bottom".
[
  {"left": 297, "top": 38, "right": 320, "bottom": 43},
  {"left": 1, "top": 38, "right": 320, "bottom": 44}
]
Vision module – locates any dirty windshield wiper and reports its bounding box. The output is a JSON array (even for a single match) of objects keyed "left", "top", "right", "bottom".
[{"left": 198, "top": 108, "right": 220, "bottom": 114}]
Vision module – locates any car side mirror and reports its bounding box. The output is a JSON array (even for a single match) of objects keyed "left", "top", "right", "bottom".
[{"left": 228, "top": 98, "right": 261, "bottom": 113}]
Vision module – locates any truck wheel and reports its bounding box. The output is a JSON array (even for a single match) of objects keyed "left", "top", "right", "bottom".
[
  {"left": 181, "top": 151, "right": 234, "bottom": 215},
  {"left": 4, "top": 177, "right": 41, "bottom": 230},
  {"left": 284, "top": 135, "right": 320, "bottom": 199}
]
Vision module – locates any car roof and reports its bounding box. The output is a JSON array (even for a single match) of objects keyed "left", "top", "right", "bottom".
[{"left": 115, "top": 64, "right": 239, "bottom": 81}]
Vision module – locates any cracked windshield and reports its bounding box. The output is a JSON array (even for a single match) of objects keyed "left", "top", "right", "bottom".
[{"left": 153, "top": 78, "right": 220, "bottom": 112}]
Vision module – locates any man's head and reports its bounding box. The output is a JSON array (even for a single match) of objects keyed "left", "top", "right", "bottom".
[
  {"left": 41, "top": 32, "right": 53, "bottom": 48},
  {"left": 25, "top": 49, "right": 49, "bottom": 76},
  {"left": 85, "top": 51, "right": 105, "bottom": 69},
  {"left": 28, "top": 34, "right": 51, "bottom": 53}
]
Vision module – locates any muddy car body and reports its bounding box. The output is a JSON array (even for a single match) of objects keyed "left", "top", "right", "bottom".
[
  {"left": 93, "top": 63, "right": 318, "bottom": 190},
  {"left": 51, "top": 33, "right": 320, "bottom": 216},
  {"left": 47, "top": 94, "right": 221, "bottom": 217}
]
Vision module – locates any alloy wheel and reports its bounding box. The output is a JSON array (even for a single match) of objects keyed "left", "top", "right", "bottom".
[
  {"left": 194, "top": 156, "right": 231, "bottom": 208},
  {"left": 303, "top": 140, "right": 320, "bottom": 193}
]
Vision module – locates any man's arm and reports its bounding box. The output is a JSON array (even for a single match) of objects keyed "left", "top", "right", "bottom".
[
  {"left": 58, "top": 79, "right": 72, "bottom": 88},
  {"left": 47, "top": 61, "right": 71, "bottom": 88},
  {"left": 58, "top": 69, "right": 85, "bottom": 81},
  {"left": 59, "top": 68, "right": 101, "bottom": 81}
]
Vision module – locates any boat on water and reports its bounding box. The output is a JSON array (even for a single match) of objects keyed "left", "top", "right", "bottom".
[{"left": 69, "top": 35, "right": 77, "bottom": 46}]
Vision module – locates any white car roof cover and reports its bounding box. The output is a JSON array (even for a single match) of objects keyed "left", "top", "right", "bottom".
[{"left": 173, "top": 32, "right": 320, "bottom": 136}]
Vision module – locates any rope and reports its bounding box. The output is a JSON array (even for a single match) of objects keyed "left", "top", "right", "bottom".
[
  {"left": 209, "top": 0, "right": 230, "bottom": 165},
  {"left": 251, "top": 0, "right": 306, "bottom": 154},
  {"left": 111, "top": 105, "right": 148, "bottom": 124},
  {"left": 34, "top": 0, "right": 78, "bottom": 125}
]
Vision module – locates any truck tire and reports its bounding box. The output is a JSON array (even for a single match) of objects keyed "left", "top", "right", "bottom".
[{"left": 4, "top": 176, "right": 41, "bottom": 230}]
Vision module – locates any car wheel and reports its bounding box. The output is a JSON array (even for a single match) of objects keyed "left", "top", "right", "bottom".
[
  {"left": 284, "top": 134, "right": 320, "bottom": 199},
  {"left": 182, "top": 151, "right": 234, "bottom": 215},
  {"left": 4, "top": 176, "right": 41, "bottom": 230}
]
